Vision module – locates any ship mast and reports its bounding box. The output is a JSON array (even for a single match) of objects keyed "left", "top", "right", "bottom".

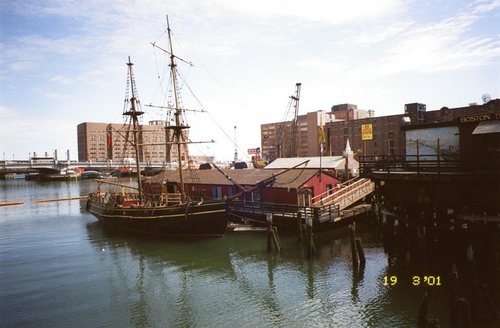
[
  {"left": 166, "top": 16, "right": 187, "bottom": 201},
  {"left": 124, "top": 57, "right": 144, "bottom": 203}
]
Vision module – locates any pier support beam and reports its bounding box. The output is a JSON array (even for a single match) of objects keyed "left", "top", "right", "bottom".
[{"left": 266, "top": 214, "right": 280, "bottom": 253}]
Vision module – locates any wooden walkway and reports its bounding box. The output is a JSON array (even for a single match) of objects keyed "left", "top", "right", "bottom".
[{"left": 312, "top": 177, "right": 375, "bottom": 210}]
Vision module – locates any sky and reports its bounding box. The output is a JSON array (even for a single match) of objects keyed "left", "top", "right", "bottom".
[{"left": 1, "top": 0, "right": 499, "bottom": 161}]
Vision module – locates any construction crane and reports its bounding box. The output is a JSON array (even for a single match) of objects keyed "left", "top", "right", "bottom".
[
  {"left": 289, "top": 82, "right": 302, "bottom": 157},
  {"left": 275, "top": 83, "right": 302, "bottom": 160}
]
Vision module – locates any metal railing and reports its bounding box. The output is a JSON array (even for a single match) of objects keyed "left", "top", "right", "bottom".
[
  {"left": 359, "top": 155, "right": 465, "bottom": 175},
  {"left": 231, "top": 200, "right": 315, "bottom": 218},
  {"left": 231, "top": 200, "right": 341, "bottom": 223}
]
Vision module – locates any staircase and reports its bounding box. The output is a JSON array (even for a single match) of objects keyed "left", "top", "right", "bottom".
[{"left": 312, "top": 177, "right": 375, "bottom": 211}]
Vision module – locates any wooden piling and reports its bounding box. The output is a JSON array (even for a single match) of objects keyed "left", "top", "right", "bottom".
[
  {"left": 267, "top": 223, "right": 272, "bottom": 252},
  {"left": 350, "top": 224, "right": 359, "bottom": 270},
  {"left": 272, "top": 227, "right": 281, "bottom": 253},
  {"left": 296, "top": 212, "right": 303, "bottom": 241},
  {"left": 267, "top": 213, "right": 273, "bottom": 252},
  {"left": 417, "top": 292, "right": 440, "bottom": 328},
  {"left": 305, "top": 215, "right": 315, "bottom": 257},
  {"left": 355, "top": 238, "right": 366, "bottom": 267},
  {"left": 453, "top": 298, "right": 472, "bottom": 328},
  {"left": 266, "top": 213, "right": 280, "bottom": 253}
]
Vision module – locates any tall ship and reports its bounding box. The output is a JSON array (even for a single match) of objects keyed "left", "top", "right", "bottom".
[{"left": 86, "top": 18, "right": 228, "bottom": 237}]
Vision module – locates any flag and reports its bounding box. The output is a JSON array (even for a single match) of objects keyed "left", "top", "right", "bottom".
[{"left": 318, "top": 115, "right": 325, "bottom": 144}]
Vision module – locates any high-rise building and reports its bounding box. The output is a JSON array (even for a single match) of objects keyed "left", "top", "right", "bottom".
[
  {"left": 77, "top": 121, "right": 188, "bottom": 163},
  {"left": 261, "top": 111, "right": 333, "bottom": 161}
]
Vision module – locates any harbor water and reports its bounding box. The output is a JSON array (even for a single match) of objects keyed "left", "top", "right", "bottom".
[{"left": 1, "top": 179, "right": 452, "bottom": 327}]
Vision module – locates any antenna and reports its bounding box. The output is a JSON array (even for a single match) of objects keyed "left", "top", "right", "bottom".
[
  {"left": 289, "top": 82, "right": 302, "bottom": 157},
  {"left": 234, "top": 126, "right": 238, "bottom": 162}
]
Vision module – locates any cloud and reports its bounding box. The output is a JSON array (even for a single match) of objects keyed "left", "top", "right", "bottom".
[
  {"left": 0, "top": 105, "right": 77, "bottom": 158},
  {"left": 293, "top": 1, "right": 500, "bottom": 83},
  {"left": 210, "top": 0, "right": 403, "bottom": 24},
  {"left": 1, "top": 0, "right": 499, "bottom": 161}
]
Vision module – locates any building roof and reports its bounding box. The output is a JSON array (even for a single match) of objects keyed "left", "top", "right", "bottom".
[
  {"left": 145, "top": 168, "right": 327, "bottom": 189},
  {"left": 264, "top": 156, "right": 347, "bottom": 170}
]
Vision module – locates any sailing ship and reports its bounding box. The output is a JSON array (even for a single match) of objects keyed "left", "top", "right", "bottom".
[{"left": 86, "top": 19, "right": 228, "bottom": 238}]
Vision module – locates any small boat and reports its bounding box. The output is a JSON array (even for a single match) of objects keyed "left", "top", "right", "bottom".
[
  {"left": 86, "top": 18, "right": 228, "bottom": 238},
  {"left": 4, "top": 173, "right": 25, "bottom": 179},
  {"left": 80, "top": 171, "right": 108, "bottom": 179}
]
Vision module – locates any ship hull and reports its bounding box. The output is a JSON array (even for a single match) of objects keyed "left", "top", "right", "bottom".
[{"left": 86, "top": 199, "right": 228, "bottom": 238}]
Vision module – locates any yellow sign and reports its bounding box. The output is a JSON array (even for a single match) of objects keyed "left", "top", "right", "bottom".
[{"left": 361, "top": 124, "right": 373, "bottom": 141}]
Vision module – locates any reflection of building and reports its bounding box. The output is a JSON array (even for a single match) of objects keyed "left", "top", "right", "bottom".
[
  {"left": 262, "top": 100, "right": 500, "bottom": 161},
  {"left": 77, "top": 121, "right": 189, "bottom": 163}
]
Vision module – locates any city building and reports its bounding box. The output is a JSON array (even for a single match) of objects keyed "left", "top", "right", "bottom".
[
  {"left": 261, "top": 104, "right": 373, "bottom": 161},
  {"left": 261, "top": 110, "right": 335, "bottom": 161},
  {"left": 77, "top": 121, "right": 188, "bottom": 163},
  {"left": 261, "top": 99, "right": 500, "bottom": 161}
]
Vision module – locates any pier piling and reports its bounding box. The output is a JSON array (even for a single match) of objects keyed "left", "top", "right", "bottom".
[
  {"left": 350, "top": 223, "right": 359, "bottom": 270},
  {"left": 266, "top": 214, "right": 280, "bottom": 253},
  {"left": 305, "top": 215, "right": 315, "bottom": 257},
  {"left": 355, "top": 238, "right": 366, "bottom": 267}
]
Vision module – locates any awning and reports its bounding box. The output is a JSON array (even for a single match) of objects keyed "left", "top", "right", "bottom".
[{"left": 472, "top": 120, "right": 500, "bottom": 135}]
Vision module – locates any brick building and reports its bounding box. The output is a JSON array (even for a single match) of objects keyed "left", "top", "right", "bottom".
[
  {"left": 261, "top": 100, "right": 500, "bottom": 160},
  {"left": 77, "top": 121, "right": 188, "bottom": 163},
  {"left": 261, "top": 111, "right": 336, "bottom": 161}
]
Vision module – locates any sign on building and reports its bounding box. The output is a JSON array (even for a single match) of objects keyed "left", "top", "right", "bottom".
[
  {"left": 361, "top": 124, "right": 373, "bottom": 141},
  {"left": 248, "top": 148, "right": 260, "bottom": 155}
]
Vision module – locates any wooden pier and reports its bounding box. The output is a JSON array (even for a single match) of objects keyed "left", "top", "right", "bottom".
[{"left": 360, "top": 154, "right": 500, "bottom": 326}]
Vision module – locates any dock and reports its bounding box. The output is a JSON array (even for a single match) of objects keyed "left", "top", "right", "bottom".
[{"left": 230, "top": 177, "right": 375, "bottom": 233}]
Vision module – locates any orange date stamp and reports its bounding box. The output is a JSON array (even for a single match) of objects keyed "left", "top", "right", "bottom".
[{"left": 383, "top": 275, "right": 442, "bottom": 286}]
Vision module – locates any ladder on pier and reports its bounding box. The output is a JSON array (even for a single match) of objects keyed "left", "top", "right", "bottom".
[{"left": 312, "top": 177, "right": 375, "bottom": 211}]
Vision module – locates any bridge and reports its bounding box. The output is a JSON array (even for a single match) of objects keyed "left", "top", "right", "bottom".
[{"left": 0, "top": 158, "right": 167, "bottom": 177}]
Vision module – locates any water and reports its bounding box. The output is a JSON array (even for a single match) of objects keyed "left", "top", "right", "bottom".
[{"left": 0, "top": 179, "right": 450, "bottom": 327}]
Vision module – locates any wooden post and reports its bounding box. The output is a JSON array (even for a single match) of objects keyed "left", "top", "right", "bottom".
[
  {"left": 306, "top": 211, "right": 316, "bottom": 257},
  {"left": 455, "top": 298, "right": 472, "bottom": 328},
  {"left": 437, "top": 137, "right": 440, "bottom": 175},
  {"left": 355, "top": 238, "right": 366, "bottom": 267},
  {"left": 267, "top": 213, "right": 272, "bottom": 252},
  {"left": 350, "top": 223, "right": 359, "bottom": 270},
  {"left": 417, "top": 292, "right": 429, "bottom": 328},
  {"left": 418, "top": 292, "right": 440, "bottom": 328},
  {"left": 272, "top": 226, "right": 281, "bottom": 253},
  {"left": 266, "top": 213, "right": 280, "bottom": 253},
  {"left": 297, "top": 212, "right": 303, "bottom": 241}
]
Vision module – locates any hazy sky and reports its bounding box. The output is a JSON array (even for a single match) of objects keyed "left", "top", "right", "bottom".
[{"left": 1, "top": 0, "right": 499, "bottom": 161}]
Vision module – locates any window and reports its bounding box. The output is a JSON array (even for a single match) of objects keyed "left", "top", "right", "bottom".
[
  {"left": 326, "top": 184, "right": 333, "bottom": 196},
  {"left": 212, "top": 186, "right": 223, "bottom": 199}
]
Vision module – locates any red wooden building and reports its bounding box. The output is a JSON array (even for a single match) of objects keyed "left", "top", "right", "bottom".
[{"left": 144, "top": 168, "right": 342, "bottom": 206}]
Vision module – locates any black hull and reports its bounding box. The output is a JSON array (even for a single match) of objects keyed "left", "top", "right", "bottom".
[{"left": 86, "top": 199, "right": 228, "bottom": 238}]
